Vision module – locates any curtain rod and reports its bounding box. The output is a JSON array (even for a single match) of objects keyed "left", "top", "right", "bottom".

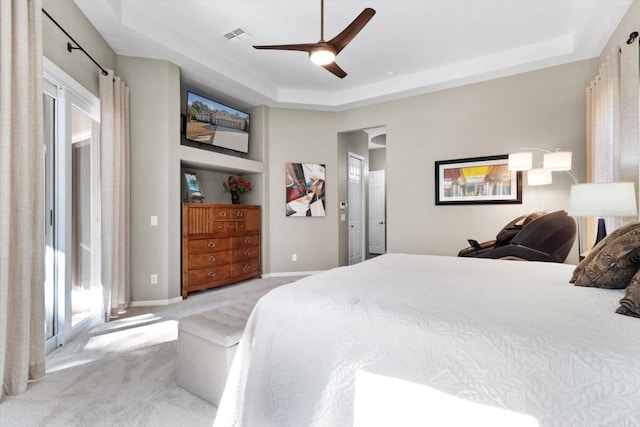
[{"left": 42, "top": 8, "right": 109, "bottom": 76}]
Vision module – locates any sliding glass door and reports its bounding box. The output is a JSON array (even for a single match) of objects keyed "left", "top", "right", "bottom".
[
  {"left": 43, "top": 84, "right": 56, "bottom": 349},
  {"left": 70, "top": 104, "right": 101, "bottom": 327},
  {"left": 44, "top": 59, "right": 102, "bottom": 352}
]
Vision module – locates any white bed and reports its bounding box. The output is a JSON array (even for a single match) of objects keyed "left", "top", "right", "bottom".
[{"left": 214, "top": 254, "right": 640, "bottom": 427}]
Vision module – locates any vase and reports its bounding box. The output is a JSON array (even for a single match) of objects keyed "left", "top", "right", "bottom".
[{"left": 230, "top": 190, "right": 240, "bottom": 204}]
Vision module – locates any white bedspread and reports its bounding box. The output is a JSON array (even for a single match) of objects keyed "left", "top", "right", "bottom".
[{"left": 214, "top": 254, "right": 640, "bottom": 427}]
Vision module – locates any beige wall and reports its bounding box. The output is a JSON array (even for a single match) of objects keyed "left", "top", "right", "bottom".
[
  {"left": 42, "top": 0, "right": 116, "bottom": 97},
  {"left": 117, "top": 56, "right": 182, "bottom": 302},
  {"left": 262, "top": 60, "right": 595, "bottom": 271},
  {"left": 369, "top": 148, "right": 387, "bottom": 172},
  {"left": 332, "top": 59, "right": 598, "bottom": 265},
  {"left": 266, "top": 108, "right": 339, "bottom": 272},
  {"left": 261, "top": 59, "right": 599, "bottom": 273}
]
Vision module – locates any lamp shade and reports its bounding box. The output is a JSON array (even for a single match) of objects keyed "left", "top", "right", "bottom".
[
  {"left": 568, "top": 182, "right": 638, "bottom": 217},
  {"left": 527, "top": 168, "right": 552, "bottom": 186},
  {"left": 508, "top": 152, "right": 532, "bottom": 171},
  {"left": 543, "top": 151, "right": 572, "bottom": 171}
]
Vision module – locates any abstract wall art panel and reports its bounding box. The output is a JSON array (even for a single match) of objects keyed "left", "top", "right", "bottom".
[{"left": 286, "top": 163, "right": 326, "bottom": 217}]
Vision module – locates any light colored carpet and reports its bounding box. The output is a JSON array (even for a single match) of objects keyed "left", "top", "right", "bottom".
[{"left": 0, "top": 276, "right": 303, "bottom": 427}]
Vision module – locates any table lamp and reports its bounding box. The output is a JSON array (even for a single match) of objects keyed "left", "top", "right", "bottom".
[{"left": 568, "top": 182, "right": 638, "bottom": 247}]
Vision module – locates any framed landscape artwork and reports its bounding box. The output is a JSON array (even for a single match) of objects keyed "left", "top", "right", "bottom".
[
  {"left": 286, "top": 163, "right": 326, "bottom": 216},
  {"left": 435, "top": 155, "right": 522, "bottom": 205}
]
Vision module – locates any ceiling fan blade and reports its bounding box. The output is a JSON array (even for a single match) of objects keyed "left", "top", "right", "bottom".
[
  {"left": 253, "top": 43, "right": 319, "bottom": 53},
  {"left": 322, "top": 61, "right": 347, "bottom": 79},
  {"left": 328, "top": 8, "right": 376, "bottom": 54}
]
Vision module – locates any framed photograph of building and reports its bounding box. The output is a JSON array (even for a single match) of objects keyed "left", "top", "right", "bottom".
[{"left": 435, "top": 155, "right": 522, "bottom": 205}]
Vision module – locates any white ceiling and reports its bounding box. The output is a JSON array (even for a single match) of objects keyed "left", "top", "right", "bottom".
[{"left": 74, "top": 0, "right": 632, "bottom": 111}]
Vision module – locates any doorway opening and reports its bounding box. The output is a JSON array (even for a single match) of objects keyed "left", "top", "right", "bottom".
[
  {"left": 365, "top": 128, "right": 386, "bottom": 258},
  {"left": 338, "top": 126, "right": 386, "bottom": 266}
]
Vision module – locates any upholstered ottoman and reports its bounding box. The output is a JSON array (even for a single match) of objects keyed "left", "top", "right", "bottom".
[{"left": 177, "top": 300, "right": 255, "bottom": 406}]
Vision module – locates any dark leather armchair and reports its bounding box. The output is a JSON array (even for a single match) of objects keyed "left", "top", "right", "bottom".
[{"left": 458, "top": 210, "right": 576, "bottom": 263}]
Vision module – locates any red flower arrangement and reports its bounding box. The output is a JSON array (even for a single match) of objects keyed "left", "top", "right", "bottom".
[{"left": 223, "top": 175, "right": 252, "bottom": 193}]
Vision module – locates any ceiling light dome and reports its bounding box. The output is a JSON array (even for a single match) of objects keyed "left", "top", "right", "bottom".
[{"left": 309, "top": 44, "right": 336, "bottom": 65}]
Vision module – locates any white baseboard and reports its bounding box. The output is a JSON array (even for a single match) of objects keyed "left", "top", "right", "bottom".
[
  {"left": 130, "top": 272, "right": 322, "bottom": 306},
  {"left": 130, "top": 296, "right": 183, "bottom": 307},
  {"left": 262, "top": 271, "right": 323, "bottom": 277}
]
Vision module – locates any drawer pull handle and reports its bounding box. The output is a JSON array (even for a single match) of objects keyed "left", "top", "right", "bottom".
[
  {"left": 244, "top": 264, "right": 251, "bottom": 269},
  {"left": 244, "top": 250, "right": 251, "bottom": 256},
  {"left": 208, "top": 256, "right": 216, "bottom": 262},
  {"left": 236, "top": 212, "right": 244, "bottom": 217},
  {"left": 219, "top": 212, "right": 227, "bottom": 217},
  {"left": 208, "top": 272, "right": 216, "bottom": 278},
  {"left": 244, "top": 239, "right": 251, "bottom": 244},
  {"left": 208, "top": 242, "right": 216, "bottom": 248}
]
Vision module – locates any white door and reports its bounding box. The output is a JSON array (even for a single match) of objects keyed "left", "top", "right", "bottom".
[
  {"left": 348, "top": 154, "right": 365, "bottom": 265},
  {"left": 368, "top": 170, "right": 386, "bottom": 254}
]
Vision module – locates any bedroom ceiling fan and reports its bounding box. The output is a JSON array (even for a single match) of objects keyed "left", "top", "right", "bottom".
[{"left": 253, "top": 0, "right": 376, "bottom": 79}]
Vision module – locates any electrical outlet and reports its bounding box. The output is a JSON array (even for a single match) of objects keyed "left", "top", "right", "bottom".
[
  {"left": 292, "top": 254, "right": 297, "bottom": 262},
  {"left": 150, "top": 274, "right": 158, "bottom": 284}
]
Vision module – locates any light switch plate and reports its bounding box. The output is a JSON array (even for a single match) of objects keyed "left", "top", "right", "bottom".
[{"left": 150, "top": 215, "right": 158, "bottom": 226}]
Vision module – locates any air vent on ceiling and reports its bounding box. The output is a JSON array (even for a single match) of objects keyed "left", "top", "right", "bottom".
[{"left": 223, "top": 27, "right": 250, "bottom": 43}]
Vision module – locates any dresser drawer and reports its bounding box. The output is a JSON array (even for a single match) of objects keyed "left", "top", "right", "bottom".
[
  {"left": 188, "top": 266, "right": 231, "bottom": 286},
  {"left": 188, "top": 251, "right": 230, "bottom": 269},
  {"left": 211, "top": 207, "right": 232, "bottom": 220},
  {"left": 230, "top": 258, "right": 260, "bottom": 277},
  {"left": 188, "top": 238, "right": 230, "bottom": 254},
  {"left": 209, "top": 220, "right": 238, "bottom": 234},
  {"left": 230, "top": 234, "right": 260, "bottom": 249},
  {"left": 231, "top": 247, "right": 259, "bottom": 262},
  {"left": 230, "top": 208, "right": 247, "bottom": 220}
]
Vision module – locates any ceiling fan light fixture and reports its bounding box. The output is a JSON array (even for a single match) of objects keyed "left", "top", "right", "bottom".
[{"left": 309, "top": 45, "right": 336, "bottom": 65}]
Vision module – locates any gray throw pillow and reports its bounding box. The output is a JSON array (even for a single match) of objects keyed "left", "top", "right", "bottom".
[
  {"left": 574, "top": 229, "right": 640, "bottom": 289},
  {"left": 617, "top": 270, "right": 640, "bottom": 318},
  {"left": 570, "top": 222, "right": 640, "bottom": 283}
]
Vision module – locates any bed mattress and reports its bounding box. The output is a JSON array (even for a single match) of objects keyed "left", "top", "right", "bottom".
[{"left": 214, "top": 254, "right": 640, "bottom": 426}]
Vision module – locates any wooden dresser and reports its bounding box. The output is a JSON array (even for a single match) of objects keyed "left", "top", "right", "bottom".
[{"left": 181, "top": 203, "right": 261, "bottom": 299}]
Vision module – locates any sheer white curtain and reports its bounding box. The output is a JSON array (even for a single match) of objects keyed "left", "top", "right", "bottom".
[
  {"left": 586, "top": 36, "right": 640, "bottom": 239},
  {"left": 100, "top": 73, "right": 130, "bottom": 320},
  {"left": 0, "top": 0, "right": 46, "bottom": 398}
]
